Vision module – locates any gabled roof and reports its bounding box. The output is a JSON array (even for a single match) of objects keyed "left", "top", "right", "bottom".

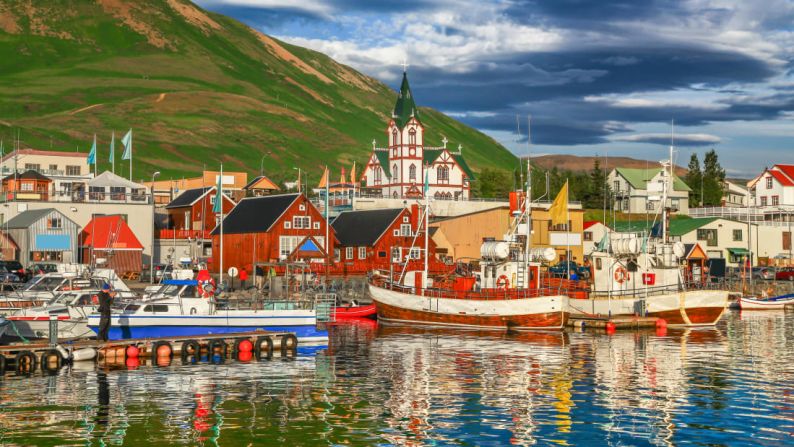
[
  {"left": 423, "top": 149, "right": 476, "bottom": 180},
  {"left": 211, "top": 193, "right": 301, "bottom": 235},
  {"left": 2, "top": 169, "right": 51, "bottom": 182},
  {"left": 583, "top": 221, "right": 601, "bottom": 231},
  {"left": 80, "top": 215, "right": 143, "bottom": 250},
  {"left": 6, "top": 208, "right": 63, "bottom": 229},
  {"left": 331, "top": 208, "right": 403, "bottom": 246},
  {"left": 243, "top": 175, "right": 279, "bottom": 191},
  {"left": 392, "top": 72, "right": 419, "bottom": 129},
  {"left": 769, "top": 169, "right": 794, "bottom": 187},
  {"left": 611, "top": 220, "right": 653, "bottom": 233},
  {"left": 614, "top": 167, "right": 691, "bottom": 192},
  {"left": 374, "top": 151, "right": 391, "bottom": 177},
  {"left": 668, "top": 217, "right": 719, "bottom": 236},
  {"left": 774, "top": 164, "right": 794, "bottom": 183},
  {"left": 88, "top": 171, "right": 145, "bottom": 189},
  {"left": 165, "top": 186, "right": 234, "bottom": 209}
]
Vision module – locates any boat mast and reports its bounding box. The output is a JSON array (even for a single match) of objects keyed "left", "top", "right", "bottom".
[
  {"left": 423, "top": 163, "right": 429, "bottom": 287},
  {"left": 663, "top": 120, "right": 673, "bottom": 244},
  {"left": 524, "top": 116, "right": 532, "bottom": 286}
]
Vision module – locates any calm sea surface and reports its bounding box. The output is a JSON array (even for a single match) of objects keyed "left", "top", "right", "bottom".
[{"left": 1, "top": 310, "right": 792, "bottom": 446}]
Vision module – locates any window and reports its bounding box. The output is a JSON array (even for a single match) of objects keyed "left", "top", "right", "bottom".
[
  {"left": 393, "top": 164, "right": 398, "bottom": 180},
  {"left": 66, "top": 165, "right": 81, "bottom": 176},
  {"left": 21, "top": 182, "right": 34, "bottom": 191},
  {"left": 761, "top": 196, "right": 768, "bottom": 206},
  {"left": 403, "top": 216, "right": 409, "bottom": 223},
  {"left": 400, "top": 224, "right": 412, "bottom": 236},
  {"left": 47, "top": 217, "right": 62, "bottom": 229},
  {"left": 671, "top": 198, "right": 680, "bottom": 210},
  {"left": 391, "top": 247, "right": 401, "bottom": 262},
  {"left": 437, "top": 165, "right": 449, "bottom": 183},
  {"left": 583, "top": 231, "right": 593, "bottom": 241},
  {"left": 409, "top": 128, "right": 416, "bottom": 145},
  {"left": 392, "top": 128, "right": 398, "bottom": 145},
  {"left": 110, "top": 186, "right": 125, "bottom": 200},
  {"left": 299, "top": 204, "right": 306, "bottom": 211},
  {"left": 334, "top": 249, "right": 341, "bottom": 262},
  {"left": 646, "top": 201, "right": 655, "bottom": 211},
  {"left": 696, "top": 229, "right": 718, "bottom": 247},
  {"left": 279, "top": 236, "right": 300, "bottom": 259},
  {"left": 293, "top": 216, "right": 310, "bottom": 229},
  {"left": 49, "top": 164, "right": 57, "bottom": 172},
  {"left": 374, "top": 167, "right": 382, "bottom": 183},
  {"left": 622, "top": 199, "right": 629, "bottom": 211},
  {"left": 143, "top": 304, "right": 170, "bottom": 313},
  {"left": 409, "top": 164, "right": 416, "bottom": 181},
  {"left": 344, "top": 247, "right": 353, "bottom": 259},
  {"left": 378, "top": 251, "right": 387, "bottom": 258},
  {"left": 284, "top": 221, "right": 291, "bottom": 229},
  {"left": 25, "top": 163, "right": 40, "bottom": 171},
  {"left": 595, "top": 258, "right": 602, "bottom": 270},
  {"left": 784, "top": 231, "right": 791, "bottom": 251},
  {"left": 613, "top": 180, "right": 620, "bottom": 191},
  {"left": 409, "top": 247, "right": 422, "bottom": 259},
  {"left": 358, "top": 247, "right": 366, "bottom": 259},
  {"left": 393, "top": 229, "right": 399, "bottom": 236},
  {"left": 733, "top": 229, "right": 743, "bottom": 241},
  {"left": 313, "top": 222, "right": 320, "bottom": 229},
  {"left": 766, "top": 177, "right": 773, "bottom": 189},
  {"left": 772, "top": 195, "right": 779, "bottom": 206}
]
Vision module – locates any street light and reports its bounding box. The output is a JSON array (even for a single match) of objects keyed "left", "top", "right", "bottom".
[
  {"left": 150, "top": 171, "right": 161, "bottom": 284},
  {"left": 260, "top": 151, "right": 272, "bottom": 176},
  {"left": 292, "top": 166, "right": 301, "bottom": 193}
]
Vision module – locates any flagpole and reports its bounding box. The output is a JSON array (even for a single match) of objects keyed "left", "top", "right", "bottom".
[
  {"left": 94, "top": 134, "right": 97, "bottom": 178},
  {"left": 129, "top": 131, "right": 133, "bottom": 181},
  {"left": 219, "top": 163, "right": 224, "bottom": 287},
  {"left": 111, "top": 131, "right": 115, "bottom": 174},
  {"left": 325, "top": 165, "right": 329, "bottom": 292},
  {"left": 566, "top": 179, "right": 570, "bottom": 281},
  {"left": 423, "top": 163, "right": 429, "bottom": 286}
]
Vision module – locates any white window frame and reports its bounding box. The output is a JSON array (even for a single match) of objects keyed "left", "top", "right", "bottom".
[
  {"left": 279, "top": 236, "right": 299, "bottom": 259},
  {"left": 391, "top": 247, "right": 401, "bottom": 262},
  {"left": 393, "top": 229, "right": 399, "bottom": 236},
  {"left": 292, "top": 216, "right": 310, "bottom": 229},
  {"left": 400, "top": 224, "right": 412, "bottom": 236},
  {"left": 403, "top": 216, "right": 409, "bottom": 223},
  {"left": 358, "top": 247, "right": 366, "bottom": 259},
  {"left": 313, "top": 222, "right": 320, "bottom": 229},
  {"left": 409, "top": 247, "right": 422, "bottom": 260},
  {"left": 346, "top": 247, "right": 354, "bottom": 259},
  {"left": 767, "top": 177, "right": 773, "bottom": 189},
  {"left": 284, "top": 220, "right": 291, "bottom": 229},
  {"left": 299, "top": 204, "right": 306, "bottom": 211}
]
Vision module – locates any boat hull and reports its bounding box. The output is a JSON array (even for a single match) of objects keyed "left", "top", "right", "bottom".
[
  {"left": 369, "top": 284, "right": 568, "bottom": 330},
  {"left": 87, "top": 314, "right": 328, "bottom": 343},
  {"left": 5, "top": 316, "right": 94, "bottom": 339},
  {"left": 569, "top": 290, "right": 729, "bottom": 326},
  {"left": 333, "top": 304, "right": 377, "bottom": 320},
  {"left": 739, "top": 296, "right": 794, "bottom": 310}
]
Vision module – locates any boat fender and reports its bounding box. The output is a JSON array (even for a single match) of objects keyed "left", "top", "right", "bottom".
[
  {"left": 614, "top": 267, "right": 630, "bottom": 284},
  {"left": 280, "top": 334, "right": 298, "bottom": 356},
  {"left": 14, "top": 350, "right": 37, "bottom": 374},
  {"left": 72, "top": 348, "right": 97, "bottom": 362},
  {"left": 233, "top": 338, "right": 252, "bottom": 355},
  {"left": 151, "top": 341, "right": 173, "bottom": 362},
  {"left": 496, "top": 275, "right": 510, "bottom": 290},
  {"left": 254, "top": 336, "right": 274, "bottom": 360},
  {"left": 41, "top": 349, "right": 63, "bottom": 373},
  {"left": 0, "top": 354, "right": 6, "bottom": 373},
  {"left": 180, "top": 340, "right": 202, "bottom": 362},
  {"left": 207, "top": 339, "right": 227, "bottom": 360},
  {"left": 55, "top": 345, "right": 70, "bottom": 362},
  {"left": 350, "top": 299, "right": 359, "bottom": 307}
]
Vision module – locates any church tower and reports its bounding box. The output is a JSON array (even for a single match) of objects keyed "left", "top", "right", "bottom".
[{"left": 387, "top": 71, "right": 424, "bottom": 197}]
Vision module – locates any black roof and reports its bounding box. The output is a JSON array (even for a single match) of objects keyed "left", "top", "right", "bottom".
[
  {"left": 211, "top": 193, "right": 300, "bottom": 235},
  {"left": 2, "top": 169, "right": 51, "bottom": 182},
  {"left": 165, "top": 187, "right": 211, "bottom": 209},
  {"left": 331, "top": 208, "right": 403, "bottom": 246}
]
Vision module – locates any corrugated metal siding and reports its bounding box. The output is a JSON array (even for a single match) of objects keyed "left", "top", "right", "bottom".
[
  {"left": 84, "top": 248, "right": 142, "bottom": 274},
  {"left": 28, "top": 209, "right": 78, "bottom": 252}
]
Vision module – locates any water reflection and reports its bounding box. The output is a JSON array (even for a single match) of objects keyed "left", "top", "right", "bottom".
[{"left": 0, "top": 311, "right": 792, "bottom": 446}]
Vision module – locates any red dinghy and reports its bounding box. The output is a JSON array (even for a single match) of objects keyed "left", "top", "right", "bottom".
[{"left": 333, "top": 304, "right": 377, "bottom": 320}]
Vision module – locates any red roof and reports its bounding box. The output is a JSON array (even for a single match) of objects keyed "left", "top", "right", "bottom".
[
  {"left": 583, "top": 220, "right": 606, "bottom": 230},
  {"left": 774, "top": 164, "right": 794, "bottom": 185},
  {"left": 769, "top": 169, "right": 794, "bottom": 187},
  {"left": 80, "top": 215, "right": 143, "bottom": 250}
]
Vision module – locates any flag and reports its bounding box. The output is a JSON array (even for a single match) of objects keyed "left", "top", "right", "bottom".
[
  {"left": 549, "top": 180, "right": 568, "bottom": 226},
  {"left": 213, "top": 170, "right": 223, "bottom": 213},
  {"left": 423, "top": 164, "right": 429, "bottom": 194},
  {"left": 350, "top": 162, "right": 356, "bottom": 184},
  {"left": 121, "top": 129, "right": 132, "bottom": 160},
  {"left": 597, "top": 232, "right": 609, "bottom": 251},
  {"left": 109, "top": 131, "right": 115, "bottom": 163},
  {"left": 87, "top": 134, "right": 97, "bottom": 165},
  {"left": 317, "top": 166, "right": 328, "bottom": 189}
]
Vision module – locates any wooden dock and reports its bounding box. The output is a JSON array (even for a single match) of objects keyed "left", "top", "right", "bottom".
[
  {"left": 0, "top": 330, "right": 298, "bottom": 375},
  {"left": 568, "top": 315, "right": 662, "bottom": 330}
]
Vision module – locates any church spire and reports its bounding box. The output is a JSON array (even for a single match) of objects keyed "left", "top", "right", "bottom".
[{"left": 392, "top": 71, "right": 419, "bottom": 129}]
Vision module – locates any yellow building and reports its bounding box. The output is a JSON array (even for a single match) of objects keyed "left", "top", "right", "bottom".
[{"left": 145, "top": 170, "right": 250, "bottom": 204}]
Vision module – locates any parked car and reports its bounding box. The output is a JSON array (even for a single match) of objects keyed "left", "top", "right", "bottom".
[
  {"left": 28, "top": 262, "right": 59, "bottom": 276},
  {"left": 0, "top": 265, "right": 20, "bottom": 283},
  {"left": 549, "top": 261, "right": 590, "bottom": 279},
  {"left": 752, "top": 267, "right": 775, "bottom": 280},
  {"left": 776, "top": 267, "right": 794, "bottom": 281},
  {"left": 0, "top": 260, "right": 27, "bottom": 282}
]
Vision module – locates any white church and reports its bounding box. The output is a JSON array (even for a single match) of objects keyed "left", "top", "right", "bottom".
[{"left": 361, "top": 71, "right": 474, "bottom": 200}]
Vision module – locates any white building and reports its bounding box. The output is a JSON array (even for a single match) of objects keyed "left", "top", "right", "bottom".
[
  {"left": 722, "top": 181, "right": 748, "bottom": 207},
  {"left": 361, "top": 71, "right": 474, "bottom": 200},
  {"left": 609, "top": 167, "right": 691, "bottom": 214},
  {"left": 748, "top": 164, "right": 794, "bottom": 208}
]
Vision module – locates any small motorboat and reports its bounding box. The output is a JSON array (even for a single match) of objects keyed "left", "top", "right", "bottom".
[
  {"left": 333, "top": 303, "right": 377, "bottom": 320},
  {"left": 739, "top": 293, "right": 794, "bottom": 310}
]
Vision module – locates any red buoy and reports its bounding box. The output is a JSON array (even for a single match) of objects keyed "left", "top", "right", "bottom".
[
  {"left": 238, "top": 340, "right": 253, "bottom": 353},
  {"left": 157, "top": 344, "right": 172, "bottom": 357},
  {"left": 126, "top": 345, "right": 139, "bottom": 359},
  {"left": 238, "top": 351, "right": 253, "bottom": 362},
  {"left": 656, "top": 326, "right": 668, "bottom": 337},
  {"left": 655, "top": 318, "right": 668, "bottom": 328},
  {"left": 605, "top": 322, "right": 616, "bottom": 334}
]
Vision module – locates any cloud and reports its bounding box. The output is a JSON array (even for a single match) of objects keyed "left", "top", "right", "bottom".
[{"left": 612, "top": 133, "right": 722, "bottom": 146}]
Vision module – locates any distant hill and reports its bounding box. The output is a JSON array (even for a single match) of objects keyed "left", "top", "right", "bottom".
[
  {"left": 0, "top": 0, "right": 517, "bottom": 182},
  {"left": 529, "top": 154, "right": 687, "bottom": 176}
]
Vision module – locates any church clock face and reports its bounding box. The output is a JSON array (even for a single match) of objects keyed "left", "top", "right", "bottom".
[{"left": 409, "top": 148, "right": 415, "bottom": 157}]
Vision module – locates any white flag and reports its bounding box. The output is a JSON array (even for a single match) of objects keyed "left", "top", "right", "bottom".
[{"left": 121, "top": 129, "right": 132, "bottom": 160}]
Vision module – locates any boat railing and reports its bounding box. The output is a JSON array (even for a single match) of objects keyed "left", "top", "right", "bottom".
[
  {"left": 588, "top": 279, "right": 734, "bottom": 298},
  {"left": 371, "top": 275, "right": 588, "bottom": 301},
  {"left": 313, "top": 293, "right": 337, "bottom": 323}
]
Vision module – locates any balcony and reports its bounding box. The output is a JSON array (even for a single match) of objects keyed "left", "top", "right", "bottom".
[{"left": 158, "top": 229, "right": 211, "bottom": 239}]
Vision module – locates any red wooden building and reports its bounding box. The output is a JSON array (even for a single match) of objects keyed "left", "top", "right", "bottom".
[
  {"left": 79, "top": 215, "right": 144, "bottom": 275},
  {"left": 209, "top": 193, "right": 333, "bottom": 273},
  {"left": 164, "top": 186, "right": 236, "bottom": 237},
  {"left": 330, "top": 207, "right": 448, "bottom": 276}
]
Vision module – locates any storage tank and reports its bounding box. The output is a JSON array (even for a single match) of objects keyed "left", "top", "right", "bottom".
[{"left": 480, "top": 241, "right": 510, "bottom": 260}]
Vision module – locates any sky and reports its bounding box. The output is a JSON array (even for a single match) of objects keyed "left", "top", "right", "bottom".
[{"left": 196, "top": 0, "right": 794, "bottom": 178}]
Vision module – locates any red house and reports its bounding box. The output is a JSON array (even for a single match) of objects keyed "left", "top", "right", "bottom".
[
  {"left": 330, "top": 207, "right": 448, "bottom": 276},
  {"left": 209, "top": 193, "right": 333, "bottom": 273},
  {"left": 163, "top": 186, "right": 236, "bottom": 238},
  {"left": 80, "top": 215, "right": 144, "bottom": 275}
]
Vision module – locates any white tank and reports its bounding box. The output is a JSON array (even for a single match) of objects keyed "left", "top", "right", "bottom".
[
  {"left": 480, "top": 241, "right": 510, "bottom": 260},
  {"left": 528, "top": 247, "right": 556, "bottom": 262},
  {"left": 673, "top": 242, "right": 686, "bottom": 259},
  {"left": 627, "top": 238, "right": 640, "bottom": 254}
]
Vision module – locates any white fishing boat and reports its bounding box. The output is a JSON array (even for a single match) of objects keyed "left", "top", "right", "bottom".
[
  {"left": 739, "top": 294, "right": 794, "bottom": 310},
  {"left": 6, "top": 290, "right": 101, "bottom": 339},
  {"left": 87, "top": 279, "right": 332, "bottom": 343}
]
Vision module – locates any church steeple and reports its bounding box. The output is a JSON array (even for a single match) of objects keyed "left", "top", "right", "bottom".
[{"left": 392, "top": 71, "right": 419, "bottom": 129}]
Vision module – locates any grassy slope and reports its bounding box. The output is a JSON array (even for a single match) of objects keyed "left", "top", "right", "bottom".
[{"left": 0, "top": 0, "right": 516, "bottom": 183}]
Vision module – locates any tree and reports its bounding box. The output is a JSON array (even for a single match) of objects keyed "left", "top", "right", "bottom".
[
  {"left": 472, "top": 168, "right": 513, "bottom": 199},
  {"left": 685, "top": 153, "right": 702, "bottom": 207},
  {"left": 584, "top": 158, "right": 607, "bottom": 209},
  {"left": 702, "top": 149, "right": 726, "bottom": 206}
]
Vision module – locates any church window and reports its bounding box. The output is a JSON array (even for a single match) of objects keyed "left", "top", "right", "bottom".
[
  {"left": 409, "top": 128, "right": 416, "bottom": 145},
  {"left": 393, "top": 164, "right": 398, "bottom": 180},
  {"left": 374, "top": 167, "right": 382, "bottom": 183},
  {"left": 437, "top": 166, "right": 449, "bottom": 183},
  {"left": 392, "top": 129, "right": 399, "bottom": 146},
  {"left": 409, "top": 165, "right": 416, "bottom": 181}
]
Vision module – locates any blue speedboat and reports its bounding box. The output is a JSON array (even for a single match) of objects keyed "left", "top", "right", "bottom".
[{"left": 87, "top": 280, "right": 331, "bottom": 343}]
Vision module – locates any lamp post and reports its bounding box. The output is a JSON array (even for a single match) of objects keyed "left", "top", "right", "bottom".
[
  {"left": 150, "top": 171, "right": 161, "bottom": 284},
  {"left": 292, "top": 166, "right": 301, "bottom": 193},
  {"left": 260, "top": 151, "right": 271, "bottom": 176}
]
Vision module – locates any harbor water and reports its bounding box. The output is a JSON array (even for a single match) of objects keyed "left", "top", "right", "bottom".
[{"left": 0, "top": 310, "right": 792, "bottom": 446}]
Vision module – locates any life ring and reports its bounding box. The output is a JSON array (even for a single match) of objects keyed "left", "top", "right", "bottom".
[
  {"left": 181, "top": 339, "right": 201, "bottom": 362},
  {"left": 40, "top": 349, "right": 63, "bottom": 373},
  {"left": 280, "top": 334, "right": 298, "bottom": 356},
  {"left": 496, "top": 275, "right": 510, "bottom": 290},
  {"left": 614, "top": 267, "right": 630, "bottom": 284},
  {"left": 14, "top": 350, "right": 37, "bottom": 375},
  {"left": 255, "top": 336, "right": 274, "bottom": 361}
]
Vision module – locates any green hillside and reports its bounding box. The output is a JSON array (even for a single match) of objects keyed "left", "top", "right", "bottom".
[{"left": 0, "top": 0, "right": 517, "bottom": 183}]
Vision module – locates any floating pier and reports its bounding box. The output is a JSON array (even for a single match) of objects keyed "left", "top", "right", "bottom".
[
  {"left": 568, "top": 315, "right": 663, "bottom": 331},
  {"left": 0, "top": 330, "right": 298, "bottom": 375}
]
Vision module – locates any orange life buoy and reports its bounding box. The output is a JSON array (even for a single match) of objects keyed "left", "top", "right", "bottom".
[
  {"left": 614, "top": 267, "right": 630, "bottom": 284},
  {"left": 496, "top": 275, "right": 510, "bottom": 290}
]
